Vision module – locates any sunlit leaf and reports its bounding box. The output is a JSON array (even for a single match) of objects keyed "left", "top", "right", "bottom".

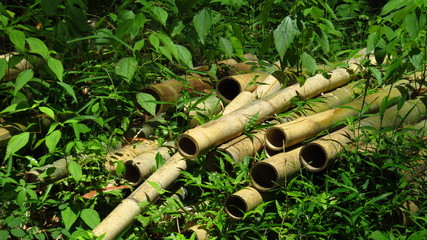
[
  {"left": 14, "top": 69, "right": 33, "bottom": 96},
  {"left": 274, "top": 16, "right": 298, "bottom": 60},
  {"left": 193, "top": 8, "right": 212, "bottom": 44},
  {"left": 115, "top": 57, "right": 138, "bottom": 82},
  {"left": 9, "top": 29, "right": 26, "bottom": 52},
  {"left": 58, "top": 82, "right": 77, "bottom": 103},
  {"left": 46, "top": 130, "right": 61, "bottom": 153},
  {"left": 6, "top": 132, "right": 29, "bottom": 159},
  {"left": 219, "top": 37, "right": 233, "bottom": 57},
  {"left": 151, "top": 6, "right": 168, "bottom": 27},
  {"left": 80, "top": 209, "right": 100, "bottom": 229},
  {"left": 61, "top": 207, "right": 78, "bottom": 229},
  {"left": 26, "top": 37, "right": 49, "bottom": 59},
  {"left": 68, "top": 161, "right": 82, "bottom": 182},
  {"left": 136, "top": 93, "right": 157, "bottom": 116},
  {"left": 47, "top": 57, "right": 63, "bottom": 81},
  {"left": 301, "top": 52, "right": 316, "bottom": 75}
]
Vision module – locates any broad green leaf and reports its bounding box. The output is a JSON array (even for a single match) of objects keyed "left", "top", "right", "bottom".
[
  {"left": 405, "top": 11, "right": 420, "bottom": 39},
  {"left": 9, "top": 29, "right": 26, "bottom": 52},
  {"left": 80, "top": 209, "right": 100, "bottom": 229},
  {"left": 171, "top": 20, "right": 184, "bottom": 37},
  {"left": 149, "top": 34, "right": 159, "bottom": 50},
  {"left": 274, "top": 16, "right": 298, "bottom": 60},
  {"left": 193, "top": 8, "right": 212, "bottom": 44},
  {"left": 0, "top": 230, "right": 9, "bottom": 239},
  {"left": 369, "top": 67, "right": 382, "bottom": 85},
  {"left": 408, "top": 230, "right": 427, "bottom": 240},
  {"left": 26, "top": 37, "right": 49, "bottom": 59},
  {"left": 368, "top": 230, "right": 389, "bottom": 240},
  {"left": 58, "top": 82, "right": 77, "bottom": 103},
  {"left": 176, "top": 44, "right": 193, "bottom": 68},
  {"left": 230, "top": 36, "right": 243, "bottom": 58},
  {"left": 0, "top": 58, "right": 7, "bottom": 80},
  {"left": 10, "top": 228, "right": 25, "bottom": 238},
  {"left": 6, "top": 132, "right": 29, "bottom": 159},
  {"left": 47, "top": 57, "right": 63, "bottom": 81},
  {"left": 39, "top": 106, "right": 55, "bottom": 120},
  {"left": 219, "top": 37, "right": 233, "bottom": 57},
  {"left": 381, "top": 0, "right": 408, "bottom": 16},
  {"left": 115, "top": 57, "right": 138, "bottom": 82},
  {"left": 409, "top": 49, "right": 424, "bottom": 70},
  {"left": 133, "top": 39, "right": 145, "bottom": 51},
  {"left": 61, "top": 207, "right": 78, "bottom": 229},
  {"left": 366, "top": 32, "right": 379, "bottom": 53},
  {"left": 46, "top": 130, "right": 61, "bottom": 153},
  {"left": 151, "top": 6, "right": 168, "bottom": 27},
  {"left": 301, "top": 52, "right": 316, "bottom": 75},
  {"left": 14, "top": 69, "right": 33, "bottom": 96},
  {"left": 67, "top": 161, "right": 82, "bottom": 182},
  {"left": 136, "top": 93, "right": 157, "bottom": 115}
]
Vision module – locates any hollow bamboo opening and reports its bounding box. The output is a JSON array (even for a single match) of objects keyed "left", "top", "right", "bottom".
[
  {"left": 250, "top": 162, "right": 278, "bottom": 191},
  {"left": 124, "top": 161, "right": 142, "bottom": 185},
  {"left": 216, "top": 77, "right": 241, "bottom": 101},
  {"left": 224, "top": 195, "right": 247, "bottom": 220},
  {"left": 265, "top": 127, "right": 287, "bottom": 151},
  {"left": 177, "top": 135, "right": 198, "bottom": 158},
  {"left": 300, "top": 143, "right": 328, "bottom": 172}
]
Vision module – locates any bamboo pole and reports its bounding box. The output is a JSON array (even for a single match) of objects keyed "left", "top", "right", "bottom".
[
  {"left": 92, "top": 153, "right": 187, "bottom": 240},
  {"left": 0, "top": 123, "right": 26, "bottom": 148},
  {"left": 183, "top": 225, "right": 209, "bottom": 240},
  {"left": 177, "top": 56, "right": 366, "bottom": 159},
  {"left": 104, "top": 141, "right": 158, "bottom": 174},
  {"left": 141, "top": 73, "right": 212, "bottom": 114},
  {"left": 265, "top": 80, "right": 420, "bottom": 151},
  {"left": 123, "top": 113, "right": 166, "bottom": 140},
  {"left": 1, "top": 52, "right": 33, "bottom": 81},
  {"left": 300, "top": 94, "right": 427, "bottom": 172},
  {"left": 222, "top": 91, "right": 256, "bottom": 115},
  {"left": 224, "top": 186, "right": 265, "bottom": 220},
  {"left": 123, "top": 141, "right": 175, "bottom": 186},
  {"left": 186, "top": 94, "right": 224, "bottom": 128},
  {"left": 250, "top": 147, "right": 302, "bottom": 192},
  {"left": 207, "top": 80, "right": 366, "bottom": 169},
  {"left": 216, "top": 72, "right": 269, "bottom": 102},
  {"left": 25, "top": 157, "right": 73, "bottom": 182}
]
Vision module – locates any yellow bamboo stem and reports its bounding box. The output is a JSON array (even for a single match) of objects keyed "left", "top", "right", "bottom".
[{"left": 224, "top": 186, "right": 265, "bottom": 220}]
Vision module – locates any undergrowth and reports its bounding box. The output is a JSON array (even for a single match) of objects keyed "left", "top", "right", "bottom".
[{"left": 0, "top": 0, "right": 426, "bottom": 239}]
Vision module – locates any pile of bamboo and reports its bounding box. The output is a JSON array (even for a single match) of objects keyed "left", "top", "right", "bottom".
[{"left": 5, "top": 50, "right": 426, "bottom": 239}]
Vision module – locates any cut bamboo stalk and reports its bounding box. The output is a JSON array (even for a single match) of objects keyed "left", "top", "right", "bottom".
[
  {"left": 104, "top": 140, "right": 158, "bottom": 174},
  {"left": 300, "top": 94, "right": 427, "bottom": 172},
  {"left": 250, "top": 147, "right": 302, "bottom": 191},
  {"left": 253, "top": 74, "right": 282, "bottom": 99},
  {"left": 141, "top": 73, "right": 212, "bottom": 114},
  {"left": 224, "top": 186, "right": 264, "bottom": 220},
  {"left": 227, "top": 61, "right": 261, "bottom": 75},
  {"left": 207, "top": 80, "right": 365, "bottom": 169},
  {"left": 1, "top": 53, "right": 33, "bottom": 81},
  {"left": 183, "top": 225, "right": 209, "bottom": 240},
  {"left": 93, "top": 152, "right": 187, "bottom": 240},
  {"left": 222, "top": 91, "right": 256, "bottom": 115},
  {"left": 25, "top": 157, "right": 73, "bottom": 183},
  {"left": 186, "top": 94, "right": 224, "bottom": 128},
  {"left": 265, "top": 80, "right": 419, "bottom": 151},
  {"left": 216, "top": 72, "right": 269, "bottom": 102},
  {"left": 124, "top": 141, "right": 175, "bottom": 186},
  {"left": 124, "top": 113, "right": 166, "bottom": 140},
  {"left": 0, "top": 123, "right": 26, "bottom": 148},
  {"left": 177, "top": 58, "right": 365, "bottom": 159}
]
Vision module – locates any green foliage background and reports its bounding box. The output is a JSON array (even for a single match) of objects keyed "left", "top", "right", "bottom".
[{"left": 0, "top": 0, "right": 426, "bottom": 239}]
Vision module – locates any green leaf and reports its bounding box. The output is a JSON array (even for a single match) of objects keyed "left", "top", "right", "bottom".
[
  {"left": 115, "top": 57, "right": 138, "bottom": 82},
  {"left": 6, "top": 132, "right": 29, "bottom": 159},
  {"left": 369, "top": 67, "right": 382, "bottom": 85},
  {"left": 58, "top": 82, "right": 77, "bottom": 103},
  {"left": 0, "top": 58, "right": 7, "bottom": 80},
  {"left": 136, "top": 93, "right": 157, "bottom": 115},
  {"left": 39, "top": 106, "right": 55, "bottom": 120},
  {"left": 10, "top": 228, "right": 26, "bottom": 238},
  {"left": 274, "top": 16, "right": 298, "bottom": 60},
  {"left": 366, "top": 32, "right": 379, "bottom": 54},
  {"left": 405, "top": 11, "right": 421, "bottom": 39},
  {"left": 193, "top": 8, "right": 212, "bottom": 44},
  {"left": 381, "top": 0, "right": 407, "bottom": 16},
  {"left": 9, "top": 29, "right": 26, "bottom": 52},
  {"left": 14, "top": 69, "right": 33, "bottom": 96},
  {"left": 149, "top": 34, "right": 159, "bottom": 50},
  {"left": 301, "top": 52, "right": 316, "bottom": 75},
  {"left": 0, "top": 230, "right": 9, "bottom": 239},
  {"left": 46, "top": 130, "right": 61, "bottom": 153},
  {"left": 67, "top": 161, "right": 82, "bottom": 182},
  {"left": 219, "top": 37, "right": 233, "bottom": 58},
  {"left": 175, "top": 44, "right": 193, "bottom": 68},
  {"left": 80, "top": 209, "right": 100, "bottom": 229},
  {"left": 230, "top": 36, "right": 243, "bottom": 58},
  {"left": 61, "top": 207, "right": 78, "bottom": 230},
  {"left": 369, "top": 230, "right": 389, "bottom": 240},
  {"left": 133, "top": 39, "right": 145, "bottom": 51},
  {"left": 151, "top": 6, "right": 168, "bottom": 27},
  {"left": 26, "top": 37, "right": 49, "bottom": 59},
  {"left": 47, "top": 57, "right": 64, "bottom": 81},
  {"left": 408, "top": 230, "right": 427, "bottom": 240}
]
